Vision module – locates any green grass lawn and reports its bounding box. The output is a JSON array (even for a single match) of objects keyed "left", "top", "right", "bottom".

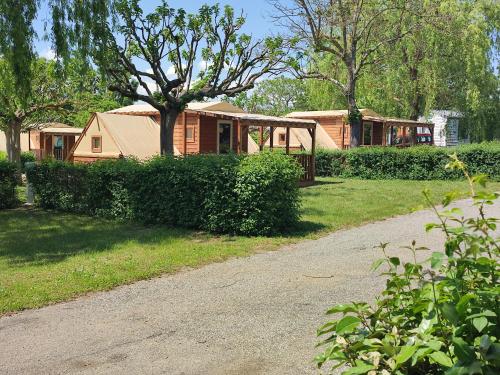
[{"left": 1, "top": 178, "right": 496, "bottom": 314}]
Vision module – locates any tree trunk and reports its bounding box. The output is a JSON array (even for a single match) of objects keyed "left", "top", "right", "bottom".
[
  {"left": 5, "top": 119, "right": 22, "bottom": 168},
  {"left": 159, "top": 108, "right": 179, "bottom": 155},
  {"left": 347, "top": 77, "right": 361, "bottom": 148}
]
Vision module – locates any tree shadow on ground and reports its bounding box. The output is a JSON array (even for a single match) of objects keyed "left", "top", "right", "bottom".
[
  {"left": 0, "top": 208, "right": 193, "bottom": 267},
  {"left": 307, "top": 179, "right": 344, "bottom": 187}
]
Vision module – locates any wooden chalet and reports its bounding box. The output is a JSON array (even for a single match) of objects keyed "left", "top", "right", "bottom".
[
  {"left": 28, "top": 123, "right": 83, "bottom": 161},
  {"left": 286, "top": 109, "right": 434, "bottom": 149},
  {"left": 69, "top": 102, "right": 318, "bottom": 185}
]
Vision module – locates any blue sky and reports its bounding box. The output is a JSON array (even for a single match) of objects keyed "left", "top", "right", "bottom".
[{"left": 35, "top": 0, "right": 281, "bottom": 59}]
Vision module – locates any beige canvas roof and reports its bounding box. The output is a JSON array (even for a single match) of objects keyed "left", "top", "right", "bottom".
[
  {"left": 41, "top": 127, "right": 83, "bottom": 134},
  {"left": 287, "top": 108, "right": 385, "bottom": 121},
  {"left": 108, "top": 101, "right": 245, "bottom": 115},
  {"left": 72, "top": 113, "right": 180, "bottom": 160},
  {"left": 247, "top": 136, "right": 259, "bottom": 154}
]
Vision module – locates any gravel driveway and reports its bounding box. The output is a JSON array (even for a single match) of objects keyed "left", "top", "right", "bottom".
[{"left": 1, "top": 198, "right": 497, "bottom": 375}]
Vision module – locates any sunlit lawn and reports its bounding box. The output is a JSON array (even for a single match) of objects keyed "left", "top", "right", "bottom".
[{"left": 1, "top": 178, "right": 496, "bottom": 314}]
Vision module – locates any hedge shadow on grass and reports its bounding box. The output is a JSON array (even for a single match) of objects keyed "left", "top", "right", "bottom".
[{"left": 0, "top": 209, "right": 194, "bottom": 266}]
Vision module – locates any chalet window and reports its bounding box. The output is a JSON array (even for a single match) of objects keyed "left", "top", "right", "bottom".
[
  {"left": 362, "top": 122, "right": 373, "bottom": 146},
  {"left": 186, "top": 126, "right": 195, "bottom": 142},
  {"left": 278, "top": 133, "right": 286, "bottom": 145},
  {"left": 91, "top": 136, "right": 102, "bottom": 153}
]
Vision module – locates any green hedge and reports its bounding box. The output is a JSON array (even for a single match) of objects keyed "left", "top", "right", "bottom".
[
  {"left": 315, "top": 143, "right": 500, "bottom": 180},
  {"left": 0, "top": 160, "right": 18, "bottom": 209},
  {"left": 26, "top": 153, "right": 302, "bottom": 235}
]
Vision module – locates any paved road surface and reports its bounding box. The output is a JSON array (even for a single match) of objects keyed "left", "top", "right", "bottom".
[{"left": 1, "top": 198, "right": 496, "bottom": 375}]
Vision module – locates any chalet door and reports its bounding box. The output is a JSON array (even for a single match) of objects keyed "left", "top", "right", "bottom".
[
  {"left": 53, "top": 135, "right": 64, "bottom": 160},
  {"left": 218, "top": 122, "right": 232, "bottom": 154}
]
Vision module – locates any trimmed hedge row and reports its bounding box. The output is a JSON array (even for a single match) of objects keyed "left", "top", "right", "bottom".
[
  {"left": 315, "top": 143, "right": 500, "bottom": 180},
  {"left": 0, "top": 160, "right": 17, "bottom": 209},
  {"left": 26, "top": 152, "right": 302, "bottom": 235}
]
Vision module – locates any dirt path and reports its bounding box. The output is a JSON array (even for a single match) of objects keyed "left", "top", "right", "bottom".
[{"left": 1, "top": 198, "right": 496, "bottom": 375}]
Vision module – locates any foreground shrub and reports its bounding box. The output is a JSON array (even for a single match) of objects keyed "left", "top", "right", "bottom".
[
  {"left": 27, "top": 153, "right": 302, "bottom": 235},
  {"left": 20, "top": 151, "right": 36, "bottom": 172},
  {"left": 316, "top": 142, "right": 500, "bottom": 180},
  {"left": 235, "top": 152, "right": 302, "bottom": 235},
  {"left": 316, "top": 156, "right": 500, "bottom": 374},
  {"left": 0, "top": 160, "right": 17, "bottom": 209}
]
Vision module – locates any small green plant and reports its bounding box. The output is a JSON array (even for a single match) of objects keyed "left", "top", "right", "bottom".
[{"left": 316, "top": 154, "right": 500, "bottom": 374}]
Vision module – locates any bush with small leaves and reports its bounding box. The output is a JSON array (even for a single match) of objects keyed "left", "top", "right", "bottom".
[
  {"left": 316, "top": 154, "right": 500, "bottom": 374},
  {"left": 26, "top": 153, "right": 302, "bottom": 235},
  {"left": 315, "top": 142, "right": 500, "bottom": 180},
  {"left": 0, "top": 160, "right": 17, "bottom": 209}
]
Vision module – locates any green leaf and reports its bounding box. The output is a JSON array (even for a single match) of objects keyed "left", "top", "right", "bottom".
[
  {"left": 335, "top": 315, "right": 361, "bottom": 335},
  {"left": 430, "top": 252, "right": 445, "bottom": 269},
  {"left": 441, "top": 303, "right": 459, "bottom": 325},
  {"left": 326, "top": 304, "right": 358, "bottom": 314},
  {"left": 429, "top": 351, "right": 453, "bottom": 367},
  {"left": 396, "top": 345, "right": 417, "bottom": 366},
  {"left": 371, "top": 258, "right": 384, "bottom": 271},
  {"left": 343, "top": 364, "right": 376, "bottom": 375},
  {"left": 452, "top": 337, "right": 475, "bottom": 364},
  {"left": 479, "top": 335, "right": 491, "bottom": 352},
  {"left": 472, "top": 317, "right": 488, "bottom": 333},
  {"left": 389, "top": 257, "right": 400, "bottom": 267},
  {"left": 456, "top": 294, "right": 476, "bottom": 316}
]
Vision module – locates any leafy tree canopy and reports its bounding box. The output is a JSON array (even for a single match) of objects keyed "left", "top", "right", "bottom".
[{"left": 226, "top": 77, "right": 309, "bottom": 116}]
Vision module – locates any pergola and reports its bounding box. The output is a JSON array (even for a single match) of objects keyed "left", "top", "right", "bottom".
[
  {"left": 382, "top": 118, "right": 435, "bottom": 147},
  {"left": 194, "top": 110, "right": 318, "bottom": 185}
]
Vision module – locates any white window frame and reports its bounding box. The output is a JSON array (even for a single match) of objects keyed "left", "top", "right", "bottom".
[
  {"left": 362, "top": 121, "right": 373, "bottom": 146},
  {"left": 217, "top": 120, "right": 233, "bottom": 154}
]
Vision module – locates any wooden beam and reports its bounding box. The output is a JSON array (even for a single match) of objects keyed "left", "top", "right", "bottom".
[
  {"left": 183, "top": 111, "right": 188, "bottom": 155},
  {"left": 311, "top": 125, "right": 316, "bottom": 183},
  {"left": 402, "top": 127, "right": 407, "bottom": 147},
  {"left": 269, "top": 126, "right": 274, "bottom": 150},
  {"left": 382, "top": 123, "right": 386, "bottom": 146},
  {"left": 237, "top": 120, "right": 242, "bottom": 154},
  {"left": 285, "top": 127, "right": 290, "bottom": 154},
  {"left": 341, "top": 120, "right": 345, "bottom": 149},
  {"left": 259, "top": 126, "right": 264, "bottom": 151}
]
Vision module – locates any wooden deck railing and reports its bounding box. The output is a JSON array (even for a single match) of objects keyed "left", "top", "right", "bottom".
[{"left": 291, "top": 154, "right": 315, "bottom": 186}]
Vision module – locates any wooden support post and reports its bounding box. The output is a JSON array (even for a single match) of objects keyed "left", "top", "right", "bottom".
[
  {"left": 311, "top": 125, "right": 316, "bottom": 183},
  {"left": 269, "top": 126, "right": 274, "bottom": 150},
  {"left": 402, "top": 127, "right": 407, "bottom": 147},
  {"left": 429, "top": 125, "right": 434, "bottom": 146},
  {"left": 382, "top": 123, "right": 386, "bottom": 146},
  {"left": 43, "top": 133, "right": 47, "bottom": 159},
  {"left": 183, "top": 112, "right": 188, "bottom": 155},
  {"left": 285, "top": 127, "right": 290, "bottom": 154},
  {"left": 237, "top": 120, "right": 242, "bottom": 154},
  {"left": 259, "top": 126, "right": 264, "bottom": 151},
  {"left": 341, "top": 121, "right": 345, "bottom": 149}
]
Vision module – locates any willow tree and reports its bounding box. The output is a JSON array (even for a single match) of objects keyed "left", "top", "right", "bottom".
[
  {"left": 271, "top": 0, "right": 421, "bottom": 147},
  {"left": 94, "top": 0, "right": 289, "bottom": 155}
]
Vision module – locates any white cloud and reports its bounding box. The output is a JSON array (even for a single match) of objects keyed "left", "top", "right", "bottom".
[
  {"left": 198, "top": 60, "right": 209, "bottom": 70},
  {"left": 136, "top": 79, "right": 159, "bottom": 96},
  {"left": 41, "top": 49, "right": 56, "bottom": 60}
]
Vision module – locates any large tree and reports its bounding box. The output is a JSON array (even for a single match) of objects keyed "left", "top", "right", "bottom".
[
  {"left": 0, "top": 58, "right": 71, "bottom": 167},
  {"left": 271, "top": 0, "right": 421, "bottom": 147},
  {"left": 94, "top": 0, "right": 289, "bottom": 154}
]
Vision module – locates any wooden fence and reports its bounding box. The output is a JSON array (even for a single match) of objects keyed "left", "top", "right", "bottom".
[{"left": 292, "top": 154, "right": 315, "bottom": 186}]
